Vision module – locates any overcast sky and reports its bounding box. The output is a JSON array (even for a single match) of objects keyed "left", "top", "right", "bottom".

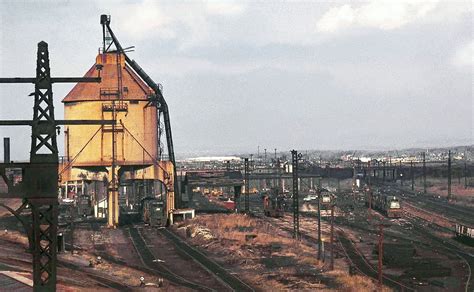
[{"left": 0, "top": 0, "right": 472, "bottom": 159}]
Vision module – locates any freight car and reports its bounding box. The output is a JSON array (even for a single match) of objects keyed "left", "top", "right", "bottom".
[
  {"left": 454, "top": 223, "right": 474, "bottom": 246},
  {"left": 368, "top": 192, "right": 402, "bottom": 218},
  {"left": 141, "top": 197, "right": 166, "bottom": 226}
]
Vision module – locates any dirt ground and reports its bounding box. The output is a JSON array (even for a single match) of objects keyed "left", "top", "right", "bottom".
[
  {"left": 0, "top": 196, "right": 188, "bottom": 291},
  {"left": 0, "top": 198, "right": 22, "bottom": 217},
  {"left": 414, "top": 178, "right": 474, "bottom": 206},
  {"left": 140, "top": 227, "right": 231, "bottom": 291},
  {"left": 173, "top": 213, "right": 389, "bottom": 291}
]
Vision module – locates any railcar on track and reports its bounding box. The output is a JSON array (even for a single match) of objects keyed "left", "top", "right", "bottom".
[
  {"left": 263, "top": 188, "right": 285, "bottom": 217},
  {"left": 454, "top": 223, "right": 474, "bottom": 246},
  {"left": 367, "top": 192, "right": 402, "bottom": 218},
  {"left": 141, "top": 197, "right": 166, "bottom": 226}
]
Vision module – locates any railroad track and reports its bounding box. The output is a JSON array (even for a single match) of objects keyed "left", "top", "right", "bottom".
[
  {"left": 380, "top": 183, "right": 474, "bottom": 226},
  {"left": 405, "top": 215, "right": 473, "bottom": 292},
  {"left": 128, "top": 226, "right": 215, "bottom": 291},
  {"left": 58, "top": 260, "right": 133, "bottom": 291},
  {"left": 0, "top": 238, "right": 133, "bottom": 291},
  {"left": 348, "top": 185, "right": 473, "bottom": 292},
  {"left": 159, "top": 227, "right": 255, "bottom": 292},
  {"left": 337, "top": 233, "right": 413, "bottom": 291},
  {"left": 298, "top": 214, "right": 413, "bottom": 291},
  {"left": 253, "top": 211, "right": 412, "bottom": 290},
  {"left": 251, "top": 193, "right": 470, "bottom": 290}
]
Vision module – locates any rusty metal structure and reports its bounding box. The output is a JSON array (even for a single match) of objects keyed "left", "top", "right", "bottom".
[
  {"left": 59, "top": 15, "right": 178, "bottom": 227},
  {"left": 0, "top": 41, "right": 110, "bottom": 291}
]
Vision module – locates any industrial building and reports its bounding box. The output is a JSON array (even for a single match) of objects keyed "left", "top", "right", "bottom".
[{"left": 58, "top": 20, "right": 175, "bottom": 227}]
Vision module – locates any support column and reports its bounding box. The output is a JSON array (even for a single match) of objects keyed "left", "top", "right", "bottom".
[
  {"left": 28, "top": 42, "right": 59, "bottom": 291},
  {"left": 244, "top": 158, "right": 249, "bottom": 214},
  {"left": 107, "top": 166, "right": 119, "bottom": 228},
  {"left": 3, "top": 137, "right": 10, "bottom": 163},
  {"left": 30, "top": 198, "right": 58, "bottom": 291},
  {"left": 422, "top": 152, "right": 427, "bottom": 194},
  {"left": 382, "top": 162, "right": 386, "bottom": 182},
  {"left": 291, "top": 150, "right": 299, "bottom": 240},
  {"left": 447, "top": 150, "right": 452, "bottom": 201}
]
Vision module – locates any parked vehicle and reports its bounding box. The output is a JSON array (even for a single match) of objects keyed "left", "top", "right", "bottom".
[
  {"left": 455, "top": 223, "right": 474, "bottom": 246},
  {"left": 141, "top": 197, "right": 166, "bottom": 226},
  {"left": 367, "top": 192, "right": 402, "bottom": 218},
  {"left": 263, "top": 188, "right": 285, "bottom": 217}
]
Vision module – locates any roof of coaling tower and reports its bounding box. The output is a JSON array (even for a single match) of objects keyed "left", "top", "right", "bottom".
[{"left": 62, "top": 53, "right": 153, "bottom": 103}]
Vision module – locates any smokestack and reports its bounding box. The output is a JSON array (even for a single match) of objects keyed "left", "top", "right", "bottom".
[{"left": 3, "top": 137, "right": 10, "bottom": 163}]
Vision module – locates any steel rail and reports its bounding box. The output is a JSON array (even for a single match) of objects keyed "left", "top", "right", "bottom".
[
  {"left": 159, "top": 228, "right": 255, "bottom": 292},
  {"left": 128, "top": 226, "right": 215, "bottom": 291}
]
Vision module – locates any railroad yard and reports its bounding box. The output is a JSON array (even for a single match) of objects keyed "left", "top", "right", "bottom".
[
  {"left": 0, "top": 168, "right": 473, "bottom": 291},
  {"left": 0, "top": 2, "right": 473, "bottom": 292}
]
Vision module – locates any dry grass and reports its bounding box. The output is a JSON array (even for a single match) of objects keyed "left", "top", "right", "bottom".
[
  {"left": 178, "top": 214, "right": 391, "bottom": 291},
  {"left": 413, "top": 178, "right": 474, "bottom": 207},
  {"left": 330, "top": 270, "right": 392, "bottom": 292},
  {"left": 338, "top": 275, "right": 386, "bottom": 291}
]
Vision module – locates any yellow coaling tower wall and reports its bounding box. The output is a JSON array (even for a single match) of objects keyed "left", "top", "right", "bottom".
[{"left": 60, "top": 52, "right": 174, "bottom": 227}]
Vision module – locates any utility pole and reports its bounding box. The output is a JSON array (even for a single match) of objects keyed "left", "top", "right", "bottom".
[
  {"left": 368, "top": 161, "right": 371, "bottom": 187},
  {"left": 422, "top": 152, "right": 427, "bottom": 194},
  {"left": 70, "top": 204, "right": 75, "bottom": 254},
  {"left": 382, "top": 161, "right": 386, "bottom": 182},
  {"left": 352, "top": 164, "right": 356, "bottom": 193},
  {"left": 400, "top": 160, "right": 403, "bottom": 186},
  {"left": 373, "top": 161, "right": 377, "bottom": 179},
  {"left": 368, "top": 188, "right": 372, "bottom": 223},
  {"left": 274, "top": 148, "right": 277, "bottom": 161},
  {"left": 448, "top": 150, "right": 452, "bottom": 201},
  {"left": 367, "top": 161, "right": 372, "bottom": 223},
  {"left": 291, "top": 150, "right": 300, "bottom": 240},
  {"left": 378, "top": 224, "right": 385, "bottom": 287},
  {"left": 3, "top": 137, "right": 10, "bottom": 163},
  {"left": 411, "top": 161, "right": 414, "bottom": 191},
  {"left": 264, "top": 148, "right": 267, "bottom": 166},
  {"left": 330, "top": 204, "right": 334, "bottom": 271},
  {"left": 465, "top": 150, "right": 468, "bottom": 189},
  {"left": 317, "top": 188, "right": 322, "bottom": 260},
  {"left": 244, "top": 158, "right": 249, "bottom": 214}
]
